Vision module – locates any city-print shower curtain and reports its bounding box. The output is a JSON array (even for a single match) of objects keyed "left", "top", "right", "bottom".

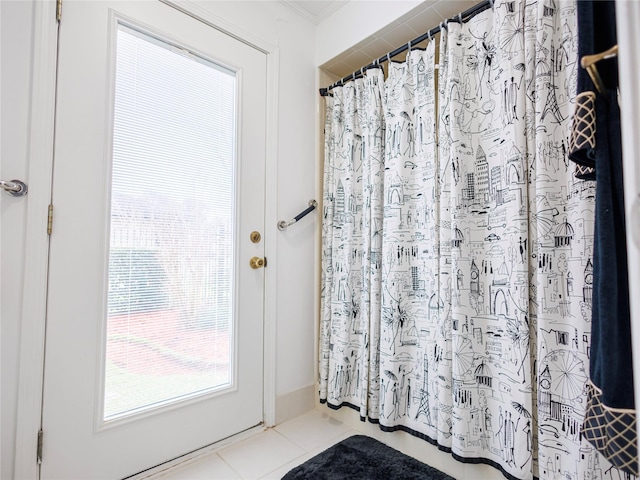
[{"left": 320, "top": 1, "right": 632, "bottom": 479}]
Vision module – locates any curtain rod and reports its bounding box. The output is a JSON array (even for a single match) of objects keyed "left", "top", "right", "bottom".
[{"left": 319, "top": 0, "right": 493, "bottom": 97}]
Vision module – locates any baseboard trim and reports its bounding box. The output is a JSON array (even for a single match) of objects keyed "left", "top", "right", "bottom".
[{"left": 275, "top": 384, "right": 316, "bottom": 425}]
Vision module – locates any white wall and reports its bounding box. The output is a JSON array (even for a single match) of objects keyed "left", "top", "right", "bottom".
[
  {"left": 1, "top": 2, "right": 35, "bottom": 478},
  {"left": 315, "top": 0, "right": 422, "bottom": 66},
  {"left": 616, "top": 1, "right": 640, "bottom": 458},
  {"left": 2, "top": 1, "right": 317, "bottom": 478}
]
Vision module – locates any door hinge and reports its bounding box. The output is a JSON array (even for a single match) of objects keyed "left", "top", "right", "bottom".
[
  {"left": 56, "top": 0, "right": 62, "bottom": 22},
  {"left": 37, "top": 429, "right": 43, "bottom": 464},
  {"left": 47, "top": 204, "right": 53, "bottom": 235}
]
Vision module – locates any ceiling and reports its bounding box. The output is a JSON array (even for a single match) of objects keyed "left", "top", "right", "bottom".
[
  {"left": 279, "top": 1, "right": 347, "bottom": 24},
  {"left": 280, "top": 0, "right": 482, "bottom": 80}
]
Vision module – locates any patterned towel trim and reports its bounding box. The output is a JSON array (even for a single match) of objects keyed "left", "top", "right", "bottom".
[
  {"left": 569, "top": 91, "right": 597, "bottom": 180},
  {"left": 582, "top": 380, "right": 638, "bottom": 476},
  {"left": 569, "top": 91, "right": 597, "bottom": 165},
  {"left": 574, "top": 163, "right": 595, "bottom": 181}
]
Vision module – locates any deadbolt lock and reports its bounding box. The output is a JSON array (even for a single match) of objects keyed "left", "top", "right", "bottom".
[
  {"left": 250, "top": 256, "right": 266, "bottom": 269},
  {"left": 250, "top": 231, "right": 262, "bottom": 243}
]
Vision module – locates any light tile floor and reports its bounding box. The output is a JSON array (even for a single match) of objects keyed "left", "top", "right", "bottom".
[
  {"left": 157, "top": 409, "right": 358, "bottom": 480},
  {"left": 157, "top": 406, "right": 507, "bottom": 480}
]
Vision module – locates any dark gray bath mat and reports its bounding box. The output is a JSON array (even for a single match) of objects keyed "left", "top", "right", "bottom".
[{"left": 282, "top": 434, "right": 455, "bottom": 479}]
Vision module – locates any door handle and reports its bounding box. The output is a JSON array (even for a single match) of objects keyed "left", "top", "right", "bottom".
[
  {"left": 1, "top": 179, "right": 27, "bottom": 197},
  {"left": 249, "top": 257, "right": 266, "bottom": 269}
]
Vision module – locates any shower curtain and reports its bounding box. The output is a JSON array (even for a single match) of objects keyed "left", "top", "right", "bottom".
[{"left": 320, "top": 1, "right": 633, "bottom": 479}]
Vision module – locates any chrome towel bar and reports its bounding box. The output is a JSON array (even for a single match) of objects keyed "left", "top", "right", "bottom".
[{"left": 278, "top": 200, "right": 317, "bottom": 230}]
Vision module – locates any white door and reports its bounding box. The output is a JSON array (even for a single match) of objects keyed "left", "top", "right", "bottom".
[{"left": 41, "top": 2, "right": 266, "bottom": 478}]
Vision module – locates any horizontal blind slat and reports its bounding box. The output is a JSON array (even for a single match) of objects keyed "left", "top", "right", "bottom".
[{"left": 104, "top": 26, "right": 237, "bottom": 420}]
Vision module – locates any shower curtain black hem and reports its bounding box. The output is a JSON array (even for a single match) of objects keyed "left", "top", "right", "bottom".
[
  {"left": 321, "top": 401, "right": 535, "bottom": 480},
  {"left": 321, "top": 398, "right": 369, "bottom": 422}
]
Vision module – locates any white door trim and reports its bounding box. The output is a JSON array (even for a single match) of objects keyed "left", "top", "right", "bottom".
[
  {"left": 15, "top": 1, "right": 279, "bottom": 477},
  {"left": 14, "top": 1, "right": 58, "bottom": 478}
]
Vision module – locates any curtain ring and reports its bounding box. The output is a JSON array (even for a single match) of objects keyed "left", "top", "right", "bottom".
[
  {"left": 428, "top": 29, "right": 433, "bottom": 42},
  {"left": 488, "top": 0, "right": 494, "bottom": 8},
  {"left": 407, "top": 41, "right": 412, "bottom": 53},
  {"left": 458, "top": 12, "right": 463, "bottom": 23},
  {"left": 387, "top": 52, "right": 391, "bottom": 63}
]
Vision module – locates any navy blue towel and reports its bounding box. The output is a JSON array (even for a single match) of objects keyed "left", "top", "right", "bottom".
[{"left": 582, "top": 88, "right": 637, "bottom": 476}]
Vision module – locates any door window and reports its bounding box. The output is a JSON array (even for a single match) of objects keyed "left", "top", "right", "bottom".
[{"left": 105, "top": 26, "right": 237, "bottom": 420}]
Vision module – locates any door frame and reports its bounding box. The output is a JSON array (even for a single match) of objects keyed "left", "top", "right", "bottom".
[{"left": 14, "top": 1, "right": 279, "bottom": 478}]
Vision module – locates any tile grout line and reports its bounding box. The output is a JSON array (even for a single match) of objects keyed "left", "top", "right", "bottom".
[
  {"left": 257, "top": 430, "right": 358, "bottom": 480},
  {"left": 255, "top": 416, "right": 359, "bottom": 479},
  {"left": 270, "top": 426, "right": 312, "bottom": 452},
  {"left": 219, "top": 428, "right": 308, "bottom": 479},
  {"left": 216, "top": 451, "right": 245, "bottom": 480},
  {"left": 256, "top": 450, "right": 311, "bottom": 480}
]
